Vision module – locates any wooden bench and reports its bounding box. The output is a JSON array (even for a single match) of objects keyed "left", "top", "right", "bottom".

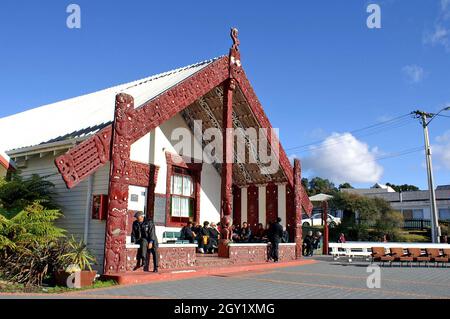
[{"left": 329, "top": 242, "right": 450, "bottom": 264}]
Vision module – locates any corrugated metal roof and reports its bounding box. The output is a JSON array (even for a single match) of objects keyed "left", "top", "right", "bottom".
[{"left": 1, "top": 57, "right": 221, "bottom": 159}]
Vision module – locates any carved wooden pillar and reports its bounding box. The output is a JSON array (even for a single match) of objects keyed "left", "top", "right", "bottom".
[
  {"left": 103, "top": 93, "right": 134, "bottom": 274},
  {"left": 322, "top": 200, "right": 329, "bottom": 255},
  {"left": 220, "top": 28, "right": 241, "bottom": 232},
  {"left": 220, "top": 78, "right": 234, "bottom": 226},
  {"left": 293, "top": 159, "right": 303, "bottom": 259}
]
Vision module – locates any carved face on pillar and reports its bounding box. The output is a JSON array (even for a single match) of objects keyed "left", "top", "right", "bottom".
[
  {"left": 221, "top": 200, "right": 232, "bottom": 216},
  {"left": 109, "top": 183, "right": 129, "bottom": 210},
  {"left": 220, "top": 215, "right": 233, "bottom": 240}
]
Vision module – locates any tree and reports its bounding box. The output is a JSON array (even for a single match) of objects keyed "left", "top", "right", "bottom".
[
  {"left": 329, "top": 192, "right": 403, "bottom": 241},
  {"left": 308, "top": 177, "right": 338, "bottom": 196},
  {"left": 0, "top": 173, "right": 58, "bottom": 215},
  {"left": 385, "top": 183, "right": 419, "bottom": 192},
  {"left": 339, "top": 182, "right": 354, "bottom": 189},
  {"left": 301, "top": 178, "right": 310, "bottom": 196},
  {"left": 0, "top": 175, "right": 66, "bottom": 286}
]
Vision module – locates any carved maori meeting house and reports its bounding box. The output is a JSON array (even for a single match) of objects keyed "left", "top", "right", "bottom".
[{"left": 0, "top": 29, "right": 312, "bottom": 277}]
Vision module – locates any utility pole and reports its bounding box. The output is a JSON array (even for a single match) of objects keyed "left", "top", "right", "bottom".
[{"left": 412, "top": 110, "right": 441, "bottom": 243}]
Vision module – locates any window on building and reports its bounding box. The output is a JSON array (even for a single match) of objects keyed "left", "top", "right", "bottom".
[
  {"left": 170, "top": 168, "right": 194, "bottom": 219},
  {"left": 439, "top": 208, "right": 450, "bottom": 221},
  {"left": 402, "top": 209, "right": 424, "bottom": 219}
]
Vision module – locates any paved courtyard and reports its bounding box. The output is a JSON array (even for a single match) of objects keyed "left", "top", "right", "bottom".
[{"left": 3, "top": 257, "right": 448, "bottom": 299}]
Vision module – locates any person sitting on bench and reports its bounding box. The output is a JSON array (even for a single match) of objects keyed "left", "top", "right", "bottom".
[
  {"left": 239, "top": 222, "right": 252, "bottom": 243},
  {"left": 131, "top": 211, "right": 158, "bottom": 272},
  {"left": 208, "top": 222, "right": 220, "bottom": 253},
  {"left": 180, "top": 221, "right": 195, "bottom": 243}
]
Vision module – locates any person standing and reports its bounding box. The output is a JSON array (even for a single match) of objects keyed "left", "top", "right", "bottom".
[
  {"left": 338, "top": 233, "right": 346, "bottom": 243},
  {"left": 303, "top": 231, "right": 314, "bottom": 256},
  {"left": 311, "top": 231, "right": 322, "bottom": 255},
  {"left": 268, "top": 217, "right": 284, "bottom": 262},
  {"left": 131, "top": 211, "right": 159, "bottom": 272}
]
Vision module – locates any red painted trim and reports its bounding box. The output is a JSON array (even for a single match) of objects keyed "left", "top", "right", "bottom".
[
  {"left": 293, "top": 159, "right": 303, "bottom": 258},
  {"left": 265, "top": 183, "right": 278, "bottom": 225},
  {"left": 322, "top": 201, "right": 329, "bottom": 255},
  {"left": 286, "top": 185, "right": 296, "bottom": 244},
  {"left": 0, "top": 154, "right": 14, "bottom": 172},
  {"left": 232, "top": 185, "right": 242, "bottom": 226},
  {"left": 247, "top": 185, "right": 259, "bottom": 231},
  {"left": 55, "top": 56, "right": 229, "bottom": 189}
]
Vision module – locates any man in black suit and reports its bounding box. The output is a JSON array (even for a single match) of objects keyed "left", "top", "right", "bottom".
[
  {"left": 268, "top": 217, "right": 284, "bottom": 262},
  {"left": 131, "top": 211, "right": 159, "bottom": 272}
]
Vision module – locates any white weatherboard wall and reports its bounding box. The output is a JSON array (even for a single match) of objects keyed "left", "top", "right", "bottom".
[
  {"left": 278, "top": 184, "right": 287, "bottom": 227},
  {"left": 17, "top": 154, "right": 109, "bottom": 272},
  {"left": 129, "top": 113, "right": 222, "bottom": 230}
]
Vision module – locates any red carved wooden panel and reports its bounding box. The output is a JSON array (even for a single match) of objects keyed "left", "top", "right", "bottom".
[
  {"left": 233, "top": 69, "right": 312, "bottom": 215},
  {"left": 232, "top": 185, "right": 242, "bottom": 226},
  {"left": 293, "top": 159, "right": 303, "bottom": 258},
  {"left": 247, "top": 185, "right": 259, "bottom": 231},
  {"left": 55, "top": 56, "right": 229, "bottom": 190},
  {"left": 286, "top": 184, "right": 295, "bottom": 244},
  {"left": 128, "top": 161, "right": 151, "bottom": 187},
  {"left": 265, "top": 183, "right": 278, "bottom": 225}
]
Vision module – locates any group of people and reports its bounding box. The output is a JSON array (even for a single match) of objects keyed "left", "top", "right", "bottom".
[
  {"left": 180, "top": 221, "right": 220, "bottom": 254},
  {"left": 302, "top": 230, "right": 322, "bottom": 257},
  {"left": 231, "top": 222, "right": 290, "bottom": 244},
  {"left": 130, "top": 210, "right": 293, "bottom": 272},
  {"left": 180, "top": 217, "right": 288, "bottom": 262}
]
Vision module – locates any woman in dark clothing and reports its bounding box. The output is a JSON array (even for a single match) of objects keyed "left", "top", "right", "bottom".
[
  {"left": 239, "top": 222, "right": 252, "bottom": 243},
  {"left": 253, "top": 223, "right": 266, "bottom": 243},
  {"left": 231, "top": 224, "right": 240, "bottom": 242}
]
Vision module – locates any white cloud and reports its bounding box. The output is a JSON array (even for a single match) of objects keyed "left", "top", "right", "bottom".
[
  {"left": 423, "top": 1, "right": 450, "bottom": 51},
  {"left": 433, "top": 130, "right": 450, "bottom": 170},
  {"left": 298, "top": 133, "right": 383, "bottom": 184},
  {"left": 402, "top": 65, "right": 425, "bottom": 84}
]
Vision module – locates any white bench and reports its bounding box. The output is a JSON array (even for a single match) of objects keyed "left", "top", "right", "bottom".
[{"left": 329, "top": 242, "right": 450, "bottom": 263}]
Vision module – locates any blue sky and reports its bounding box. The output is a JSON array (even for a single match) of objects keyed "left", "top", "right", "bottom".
[{"left": 0, "top": 0, "right": 449, "bottom": 189}]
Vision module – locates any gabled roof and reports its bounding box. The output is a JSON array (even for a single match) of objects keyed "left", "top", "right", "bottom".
[
  {"left": 0, "top": 57, "right": 220, "bottom": 159},
  {"left": 1, "top": 42, "right": 313, "bottom": 214}
]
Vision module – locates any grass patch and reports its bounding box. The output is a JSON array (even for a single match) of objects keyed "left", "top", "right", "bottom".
[
  {"left": 0, "top": 278, "right": 117, "bottom": 294},
  {"left": 398, "top": 232, "right": 430, "bottom": 242}
]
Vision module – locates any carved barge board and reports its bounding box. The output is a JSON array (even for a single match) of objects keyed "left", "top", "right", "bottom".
[{"left": 55, "top": 56, "right": 229, "bottom": 189}]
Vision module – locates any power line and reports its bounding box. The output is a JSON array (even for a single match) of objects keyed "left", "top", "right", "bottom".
[
  {"left": 287, "top": 116, "right": 414, "bottom": 154},
  {"left": 286, "top": 113, "right": 412, "bottom": 152},
  {"left": 305, "top": 146, "right": 424, "bottom": 170}
]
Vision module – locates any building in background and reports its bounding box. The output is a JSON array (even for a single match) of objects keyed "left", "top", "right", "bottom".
[{"left": 342, "top": 184, "right": 450, "bottom": 221}]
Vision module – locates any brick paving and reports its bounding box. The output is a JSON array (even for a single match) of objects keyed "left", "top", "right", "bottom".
[{"left": 1, "top": 257, "right": 449, "bottom": 299}]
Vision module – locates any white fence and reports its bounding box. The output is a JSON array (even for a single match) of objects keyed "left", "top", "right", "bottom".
[{"left": 329, "top": 242, "right": 450, "bottom": 262}]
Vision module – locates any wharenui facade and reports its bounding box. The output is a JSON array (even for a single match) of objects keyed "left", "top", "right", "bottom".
[{"left": 0, "top": 29, "right": 312, "bottom": 276}]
